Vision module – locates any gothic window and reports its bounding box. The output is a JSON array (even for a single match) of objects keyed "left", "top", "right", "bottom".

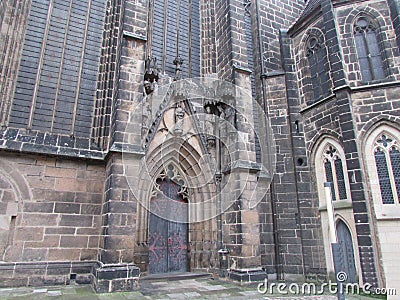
[
  {"left": 322, "top": 144, "right": 348, "bottom": 201},
  {"left": 354, "top": 16, "right": 385, "bottom": 81},
  {"left": 8, "top": 0, "right": 106, "bottom": 136},
  {"left": 373, "top": 134, "right": 400, "bottom": 204},
  {"left": 150, "top": 0, "right": 200, "bottom": 79},
  {"left": 306, "top": 35, "right": 330, "bottom": 101}
]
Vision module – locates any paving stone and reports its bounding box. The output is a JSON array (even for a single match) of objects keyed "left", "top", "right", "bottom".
[
  {"left": 32, "top": 288, "right": 47, "bottom": 293},
  {"left": 166, "top": 293, "right": 187, "bottom": 299},
  {"left": 47, "top": 290, "right": 62, "bottom": 296},
  {"left": 0, "top": 278, "right": 380, "bottom": 299},
  {"left": 199, "top": 284, "right": 227, "bottom": 291},
  {"left": 183, "top": 291, "right": 201, "bottom": 297},
  {"left": 239, "top": 290, "right": 260, "bottom": 296}
]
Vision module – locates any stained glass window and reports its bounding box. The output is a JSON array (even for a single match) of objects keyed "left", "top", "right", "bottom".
[
  {"left": 325, "top": 159, "right": 336, "bottom": 201},
  {"left": 390, "top": 149, "right": 400, "bottom": 200},
  {"left": 354, "top": 16, "right": 385, "bottom": 81},
  {"left": 322, "top": 144, "right": 348, "bottom": 201},
  {"left": 335, "top": 158, "right": 348, "bottom": 200},
  {"left": 374, "top": 134, "right": 399, "bottom": 204}
]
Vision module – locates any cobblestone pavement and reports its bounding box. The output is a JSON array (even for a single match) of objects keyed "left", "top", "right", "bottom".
[{"left": 0, "top": 278, "right": 381, "bottom": 300}]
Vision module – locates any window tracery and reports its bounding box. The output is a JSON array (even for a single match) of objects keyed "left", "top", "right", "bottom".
[{"left": 353, "top": 16, "right": 385, "bottom": 81}]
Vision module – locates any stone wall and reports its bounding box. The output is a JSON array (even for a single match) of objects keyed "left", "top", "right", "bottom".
[
  {"left": 286, "top": 0, "right": 400, "bottom": 288},
  {"left": 0, "top": 152, "right": 104, "bottom": 263}
]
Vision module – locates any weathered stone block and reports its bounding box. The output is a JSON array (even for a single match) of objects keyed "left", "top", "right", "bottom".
[
  {"left": 14, "top": 227, "right": 44, "bottom": 241},
  {"left": 93, "top": 263, "right": 140, "bottom": 293},
  {"left": 21, "top": 248, "right": 48, "bottom": 261},
  {"left": 23, "top": 202, "right": 54, "bottom": 213},
  {"left": 59, "top": 215, "right": 93, "bottom": 227},
  {"left": 228, "top": 268, "right": 267, "bottom": 284},
  {"left": 55, "top": 203, "right": 81, "bottom": 214},
  {"left": 80, "top": 249, "right": 98, "bottom": 261},
  {"left": 21, "top": 214, "right": 58, "bottom": 226},
  {"left": 28, "top": 275, "right": 67, "bottom": 286},
  {"left": 55, "top": 178, "right": 86, "bottom": 192},
  {"left": 60, "top": 236, "right": 88, "bottom": 248},
  {"left": 0, "top": 277, "right": 28, "bottom": 288},
  {"left": 48, "top": 249, "right": 81, "bottom": 261},
  {"left": 45, "top": 167, "right": 76, "bottom": 178}
]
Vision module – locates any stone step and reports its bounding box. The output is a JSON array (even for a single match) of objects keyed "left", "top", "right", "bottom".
[{"left": 140, "top": 272, "right": 212, "bottom": 282}]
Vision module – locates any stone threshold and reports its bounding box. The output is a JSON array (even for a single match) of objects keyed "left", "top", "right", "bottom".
[{"left": 140, "top": 271, "right": 212, "bottom": 282}]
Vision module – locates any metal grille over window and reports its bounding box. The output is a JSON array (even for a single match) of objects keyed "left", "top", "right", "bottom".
[
  {"left": 354, "top": 16, "right": 385, "bottom": 82},
  {"left": 323, "top": 144, "right": 349, "bottom": 201},
  {"left": 374, "top": 134, "right": 399, "bottom": 204}
]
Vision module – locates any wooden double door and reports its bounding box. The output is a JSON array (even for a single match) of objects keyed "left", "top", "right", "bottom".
[{"left": 148, "top": 179, "right": 188, "bottom": 274}]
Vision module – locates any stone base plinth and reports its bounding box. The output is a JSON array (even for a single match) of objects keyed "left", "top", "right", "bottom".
[
  {"left": 93, "top": 263, "right": 140, "bottom": 293},
  {"left": 0, "top": 261, "right": 95, "bottom": 288},
  {"left": 228, "top": 268, "right": 267, "bottom": 283}
]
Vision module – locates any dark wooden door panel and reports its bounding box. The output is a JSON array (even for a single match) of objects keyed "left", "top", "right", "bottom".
[
  {"left": 337, "top": 221, "right": 357, "bottom": 283},
  {"left": 149, "top": 179, "right": 188, "bottom": 274}
]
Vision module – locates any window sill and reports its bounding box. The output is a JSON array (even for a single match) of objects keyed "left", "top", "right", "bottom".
[
  {"left": 374, "top": 205, "right": 400, "bottom": 220},
  {"left": 319, "top": 200, "right": 353, "bottom": 211},
  {"left": 353, "top": 78, "right": 399, "bottom": 91},
  {"left": 299, "top": 93, "right": 335, "bottom": 114},
  {"left": 375, "top": 214, "right": 400, "bottom": 221}
]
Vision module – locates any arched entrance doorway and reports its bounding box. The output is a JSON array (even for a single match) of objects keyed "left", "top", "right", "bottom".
[
  {"left": 336, "top": 220, "right": 357, "bottom": 283},
  {"left": 148, "top": 178, "right": 188, "bottom": 274}
]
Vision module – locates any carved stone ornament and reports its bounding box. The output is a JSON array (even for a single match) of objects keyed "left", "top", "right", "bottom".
[{"left": 144, "top": 56, "right": 159, "bottom": 95}]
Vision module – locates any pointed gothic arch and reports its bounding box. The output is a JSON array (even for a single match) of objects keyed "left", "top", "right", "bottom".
[
  {"left": 133, "top": 96, "right": 218, "bottom": 273},
  {"left": 364, "top": 124, "right": 400, "bottom": 217},
  {"left": 363, "top": 123, "right": 400, "bottom": 290},
  {"left": 314, "top": 138, "right": 352, "bottom": 207},
  {"left": 312, "top": 137, "right": 361, "bottom": 282}
]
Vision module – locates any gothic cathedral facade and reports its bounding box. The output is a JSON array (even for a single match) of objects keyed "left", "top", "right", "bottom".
[{"left": 0, "top": 0, "right": 399, "bottom": 294}]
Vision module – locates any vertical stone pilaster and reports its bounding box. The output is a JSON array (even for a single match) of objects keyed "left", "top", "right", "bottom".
[
  {"left": 320, "top": 0, "right": 346, "bottom": 88},
  {"left": 387, "top": 0, "right": 400, "bottom": 49},
  {"left": 94, "top": 0, "right": 147, "bottom": 291},
  {"left": 335, "top": 89, "right": 379, "bottom": 288},
  {"left": 100, "top": 153, "right": 135, "bottom": 264},
  {"left": 321, "top": 0, "right": 379, "bottom": 288},
  {"left": 279, "top": 29, "right": 326, "bottom": 279}
]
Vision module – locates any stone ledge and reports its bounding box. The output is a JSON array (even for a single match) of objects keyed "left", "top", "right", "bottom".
[
  {"left": 0, "top": 128, "right": 105, "bottom": 160},
  {"left": 122, "top": 31, "right": 147, "bottom": 41},
  {"left": 0, "top": 261, "right": 142, "bottom": 292},
  {"left": 0, "top": 261, "right": 97, "bottom": 288},
  {"left": 228, "top": 268, "right": 267, "bottom": 284},
  {"left": 92, "top": 263, "right": 140, "bottom": 293},
  {"left": 109, "top": 142, "right": 145, "bottom": 155}
]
